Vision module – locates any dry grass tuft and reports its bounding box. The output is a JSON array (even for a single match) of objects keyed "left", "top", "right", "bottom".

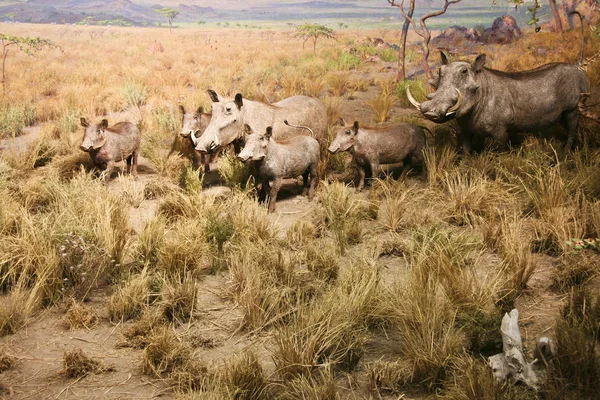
[
  {"left": 220, "top": 351, "right": 270, "bottom": 399},
  {"left": 64, "top": 299, "right": 98, "bottom": 330},
  {"left": 544, "top": 289, "right": 600, "bottom": 397},
  {"left": 161, "top": 274, "right": 198, "bottom": 324},
  {"left": 366, "top": 360, "right": 411, "bottom": 395},
  {"left": 315, "top": 181, "right": 371, "bottom": 253},
  {"left": 498, "top": 215, "right": 535, "bottom": 294},
  {"left": 368, "top": 79, "right": 396, "bottom": 123},
  {"left": 108, "top": 269, "right": 155, "bottom": 323},
  {"left": 62, "top": 348, "right": 113, "bottom": 378},
  {"left": 141, "top": 325, "right": 209, "bottom": 392},
  {"left": 0, "top": 348, "right": 16, "bottom": 373},
  {"left": 442, "top": 354, "right": 536, "bottom": 400},
  {"left": 272, "top": 261, "right": 378, "bottom": 380},
  {"left": 423, "top": 144, "right": 457, "bottom": 188},
  {"left": 117, "top": 308, "right": 165, "bottom": 349},
  {"left": 278, "top": 369, "right": 340, "bottom": 400},
  {"left": 218, "top": 152, "right": 253, "bottom": 190},
  {"left": 0, "top": 290, "right": 31, "bottom": 336}
]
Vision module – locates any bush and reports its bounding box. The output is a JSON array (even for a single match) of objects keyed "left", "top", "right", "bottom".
[
  {"left": 122, "top": 81, "right": 147, "bottom": 109},
  {"left": 0, "top": 105, "right": 36, "bottom": 138},
  {"left": 396, "top": 79, "right": 427, "bottom": 109}
]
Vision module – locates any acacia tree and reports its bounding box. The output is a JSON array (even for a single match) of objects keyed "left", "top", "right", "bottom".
[
  {"left": 0, "top": 34, "right": 57, "bottom": 94},
  {"left": 389, "top": 0, "right": 462, "bottom": 80},
  {"left": 293, "top": 23, "right": 336, "bottom": 53},
  {"left": 155, "top": 7, "right": 179, "bottom": 34}
]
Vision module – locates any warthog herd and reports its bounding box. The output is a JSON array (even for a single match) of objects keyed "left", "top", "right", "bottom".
[{"left": 79, "top": 15, "right": 591, "bottom": 212}]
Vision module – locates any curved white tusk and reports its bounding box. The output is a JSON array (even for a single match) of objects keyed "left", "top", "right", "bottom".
[
  {"left": 446, "top": 88, "right": 463, "bottom": 116},
  {"left": 406, "top": 86, "right": 422, "bottom": 111},
  {"left": 190, "top": 131, "right": 200, "bottom": 146}
]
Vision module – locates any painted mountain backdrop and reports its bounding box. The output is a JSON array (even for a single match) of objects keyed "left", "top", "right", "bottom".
[{"left": 0, "top": 0, "right": 549, "bottom": 27}]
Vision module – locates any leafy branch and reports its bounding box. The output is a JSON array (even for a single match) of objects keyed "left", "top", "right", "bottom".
[{"left": 0, "top": 34, "right": 59, "bottom": 94}]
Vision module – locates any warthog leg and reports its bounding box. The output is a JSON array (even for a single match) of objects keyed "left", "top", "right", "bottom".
[{"left": 268, "top": 178, "right": 282, "bottom": 213}]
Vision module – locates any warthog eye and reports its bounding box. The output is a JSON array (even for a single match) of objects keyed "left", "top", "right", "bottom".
[
  {"left": 225, "top": 107, "right": 232, "bottom": 113},
  {"left": 461, "top": 68, "right": 468, "bottom": 74},
  {"left": 345, "top": 130, "right": 351, "bottom": 135},
  {"left": 194, "top": 116, "right": 198, "bottom": 120}
]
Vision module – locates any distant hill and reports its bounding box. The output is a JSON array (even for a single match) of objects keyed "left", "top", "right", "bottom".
[{"left": 0, "top": 0, "right": 534, "bottom": 28}]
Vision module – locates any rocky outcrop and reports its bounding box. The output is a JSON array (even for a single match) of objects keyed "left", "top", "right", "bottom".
[
  {"left": 432, "top": 15, "right": 522, "bottom": 48},
  {"left": 481, "top": 15, "right": 522, "bottom": 44}
]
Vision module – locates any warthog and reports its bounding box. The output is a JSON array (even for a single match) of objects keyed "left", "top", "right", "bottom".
[
  {"left": 176, "top": 105, "right": 214, "bottom": 173},
  {"left": 79, "top": 118, "right": 141, "bottom": 183},
  {"left": 194, "top": 90, "right": 327, "bottom": 155},
  {"left": 406, "top": 13, "right": 588, "bottom": 152},
  {"left": 328, "top": 121, "right": 426, "bottom": 190},
  {"left": 237, "top": 126, "right": 320, "bottom": 213}
]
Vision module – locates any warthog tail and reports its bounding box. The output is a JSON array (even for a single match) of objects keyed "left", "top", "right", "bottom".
[
  {"left": 570, "top": 11, "right": 585, "bottom": 67},
  {"left": 284, "top": 120, "right": 315, "bottom": 137}
]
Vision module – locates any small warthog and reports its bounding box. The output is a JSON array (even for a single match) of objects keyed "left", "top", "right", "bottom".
[
  {"left": 177, "top": 105, "right": 214, "bottom": 172},
  {"left": 237, "top": 126, "right": 320, "bottom": 213},
  {"left": 80, "top": 118, "right": 141, "bottom": 183},
  {"left": 328, "top": 121, "right": 426, "bottom": 190}
]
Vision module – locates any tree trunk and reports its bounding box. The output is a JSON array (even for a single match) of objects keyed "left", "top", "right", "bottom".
[
  {"left": 2, "top": 46, "right": 8, "bottom": 95},
  {"left": 421, "top": 31, "right": 433, "bottom": 80},
  {"left": 397, "top": 0, "right": 416, "bottom": 81},
  {"left": 548, "top": 0, "right": 563, "bottom": 31}
]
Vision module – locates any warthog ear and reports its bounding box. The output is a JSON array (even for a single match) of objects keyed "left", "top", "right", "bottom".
[
  {"left": 473, "top": 54, "right": 486, "bottom": 72},
  {"left": 207, "top": 89, "right": 220, "bottom": 103},
  {"left": 197, "top": 106, "right": 204, "bottom": 115},
  {"left": 265, "top": 126, "right": 273, "bottom": 139},
  {"left": 336, "top": 117, "right": 346, "bottom": 126},
  {"left": 179, "top": 104, "right": 185, "bottom": 115},
  {"left": 353, "top": 121, "right": 359, "bottom": 133},
  {"left": 234, "top": 93, "right": 243, "bottom": 110},
  {"left": 243, "top": 124, "right": 253, "bottom": 135},
  {"left": 440, "top": 51, "right": 449, "bottom": 65},
  {"left": 100, "top": 119, "right": 108, "bottom": 129},
  {"left": 80, "top": 117, "right": 89, "bottom": 128}
]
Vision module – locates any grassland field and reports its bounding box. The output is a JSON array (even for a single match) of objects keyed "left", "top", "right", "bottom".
[{"left": 0, "top": 21, "right": 600, "bottom": 399}]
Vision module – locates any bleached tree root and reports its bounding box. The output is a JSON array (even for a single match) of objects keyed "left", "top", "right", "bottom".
[{"left": 488, "top": 309, "right": 553, "bottom": 391}]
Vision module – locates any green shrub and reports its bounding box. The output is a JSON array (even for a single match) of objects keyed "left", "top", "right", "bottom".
[
  {"left": 396, "top": 79, "right": 428, "bottom": 108},
  {"left": 122, "top": 81, "right": 147, "bottom": 109},
  {"left": 0, "top": 105, "right": 36, "bottom": 138}
]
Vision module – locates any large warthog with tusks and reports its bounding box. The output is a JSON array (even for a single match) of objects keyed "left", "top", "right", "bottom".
[
  {"left": 406, "top": 12, "right": 589, "bottom": 153},
  {"left": 237, "top": 126, "right": 319, "bottom": 213},
  {"left": 79, "top": 118, "right": 140, "bottom": 183},
  {"left": 194, "top": 90, "right": 327, "bottom": 155},
  {"left": 328, "top": 121, "right": 426, "bottom": 190}
]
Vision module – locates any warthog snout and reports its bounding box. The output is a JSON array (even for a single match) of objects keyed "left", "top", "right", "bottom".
[
  {"left": 424, "top": 110, "right": 442, "bottom": 120},
  {"left": 80, "top": 145, "right": 91, "bottom": 152},
  {"left": 328, "top": 144, "right": 339, "bottom": 154},
  {"left": 180, "top": 130, "right": 193, "bottom": 138}
]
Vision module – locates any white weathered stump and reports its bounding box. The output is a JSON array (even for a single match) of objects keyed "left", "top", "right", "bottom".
[{"left": 488, "top": 309, "right": 553, "bottom": 390}]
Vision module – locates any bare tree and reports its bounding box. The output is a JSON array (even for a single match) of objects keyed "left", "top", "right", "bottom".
[
  {"left": 548, "top": 0, "right": 564, "bottom": 31},
  {"left": 389, "top": 0, "right": 462, "bottom": 80},
  {"left": 562, "top": 0, "right": 598, "bottom": 29},
  {"left": 387, "top": 0, "right": 415, "bottom": 81}
]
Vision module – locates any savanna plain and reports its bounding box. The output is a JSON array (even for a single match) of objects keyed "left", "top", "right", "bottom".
[{"left": 1, "top": 20, "right": 600, "bottom": 400}]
